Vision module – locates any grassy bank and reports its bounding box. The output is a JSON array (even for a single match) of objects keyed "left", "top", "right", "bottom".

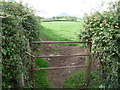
[
  {"left": 34, "top": 58, "right": 51, "bottom": 88},
  {"left": 40, "top": 21, "right": 84, "bottom": 46},
  {"left": 64, "top": 71, "right": 101, "bottom": 88}
]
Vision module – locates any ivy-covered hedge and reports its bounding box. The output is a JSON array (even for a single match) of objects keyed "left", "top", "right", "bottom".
[
  {"left": 79, "top": 2, "right": 120, "bottom": 88},
  {"left": 1, "top": 1, "right": 41, "bottom": 88}
]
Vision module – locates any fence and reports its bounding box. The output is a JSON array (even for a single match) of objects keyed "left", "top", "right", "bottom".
[{"left": 26, "top": 40, "right": 92, "bottom": 88}]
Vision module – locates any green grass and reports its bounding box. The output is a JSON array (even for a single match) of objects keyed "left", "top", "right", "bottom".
[
  {"left": 34, "top": 58, "right": 51, "bottom": 88},
  {"left": 64, "top": 71, "right": 101, "bottom": 88},
  {"left": 40, "top": 21, "right": 84, "bottom": 46}
]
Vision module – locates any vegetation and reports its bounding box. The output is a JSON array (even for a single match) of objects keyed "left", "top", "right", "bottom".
[
  {"left": 64, "top": 71, "right": 100, "bottom": 88},
  {"left": 79, "top": 1, "right": 120, "bottom": 88},
  {"left": 2, "top": 0, "right": 119, "bottom": 89},
  {"left": 34, "top": 58, "right": 51, "bottom": 88},
  {"left": 1, "top": 1, "right": 41, "bottom": 88},
  {"left": 41, "top": 21, "right": 84, "bottom": 46},
  {"left": 42, "top": 16, "right": 80, "bottom": 22}
]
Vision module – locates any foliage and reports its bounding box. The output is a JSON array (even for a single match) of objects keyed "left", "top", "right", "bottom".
[
  {"left": 34, "top": 58, "right": 51, "bottom": 88},
  {"left": 79, "top": 1, "right": 120, "bottom": 88},
  {"left": 52, "top": 16, "right": 78, "bottom": 21},
  {"left": 42, "top": 16, "right": 79, "bottom": 22},
  {"left": 1, "top": 1, "right": 41, "bottom": 88},
  {"left": 64, "top": 71, "right": 100, "bottom": 88},
  {"left": 41, "top": 21, "right": 84, "bottom": 46},
  {"left": 22, "top": 15, "right": 40, "bottom": 40}
]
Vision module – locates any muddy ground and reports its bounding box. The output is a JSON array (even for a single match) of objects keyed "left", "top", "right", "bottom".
[{"left": 38, "top": 44, "right": 99, "bottom": 88}]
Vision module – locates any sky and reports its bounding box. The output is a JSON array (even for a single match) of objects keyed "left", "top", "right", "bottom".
[{"left": 15, "top": 0, "right": 116, "bottom": 18}]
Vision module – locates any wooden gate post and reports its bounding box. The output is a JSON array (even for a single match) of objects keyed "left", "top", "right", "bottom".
[
  {"left": 27, "top": 39, "right": 35, "bottom": 88},
  {"left": 31, "top": 57, "right": 35, "bottom": 88},
  {"left": 85, "top": 42, "right": 92, "bottom": 87}
]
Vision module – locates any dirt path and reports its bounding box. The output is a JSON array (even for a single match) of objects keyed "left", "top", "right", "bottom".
[{"left": 39, "top": 44, "right": 98, "bottom": 88}]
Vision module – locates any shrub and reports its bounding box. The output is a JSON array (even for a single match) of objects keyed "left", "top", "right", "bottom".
[
  {"left": 1, "top": 1, "right": 41, "bottom": 88},
  {"left": 79, "top": 1, "right": 120, "bottom": 88}
]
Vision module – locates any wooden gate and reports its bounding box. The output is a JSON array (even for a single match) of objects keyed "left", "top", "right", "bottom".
[{"left": 26, "top": 40, "right": 92, "bottom": 88}]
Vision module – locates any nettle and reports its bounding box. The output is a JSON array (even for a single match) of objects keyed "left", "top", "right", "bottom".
[
  {"left": 79, "top": 2, "right": 120, "bottom": 88},
  {"left": 1, "top": 1, "right": 41, "bottom": 88}
]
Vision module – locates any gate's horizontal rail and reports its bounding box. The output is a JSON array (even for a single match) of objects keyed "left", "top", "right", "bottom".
[
  {"left": 34, "top": 54, "right": 89, "bottom": 58},
  {"left": 26, "top": 51, "right": 89, "bottom": 58},
  {"left": 32, "top": 65, "right": 87, "bottom": 71},
  {"left": 31, "top": 41, "right": 91, "bottom": 44}
]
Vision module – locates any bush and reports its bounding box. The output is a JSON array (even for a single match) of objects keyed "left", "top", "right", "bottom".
[
  {"left": 1, "top": 1, "right": 41, "bottom": 88},
  {"left": 79, "top": 1, "right": 120, "bottom": 88}
]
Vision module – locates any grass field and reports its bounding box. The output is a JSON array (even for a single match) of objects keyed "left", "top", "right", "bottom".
[{"left": 40, "top": 21, "right": 84, "bottom": 46}]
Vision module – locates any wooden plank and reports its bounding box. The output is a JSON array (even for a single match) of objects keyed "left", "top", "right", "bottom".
[
  {"left": 31, "top": 41, "right": 91, "bottom": 44},
  {"left": 34, "top": 54, "right": 89, "bottom": 58},
  {"left": 32, "top": 65, "right": 87, "bottom": 71}
]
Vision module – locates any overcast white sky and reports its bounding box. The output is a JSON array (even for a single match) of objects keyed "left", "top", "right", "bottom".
[{"left": 15, "top": 0, "right": 116, "bottom": 18}]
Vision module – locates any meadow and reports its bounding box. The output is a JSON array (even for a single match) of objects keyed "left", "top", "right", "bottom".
[{"left": 40, "top": 21, "right": 84, "bottom": 45}]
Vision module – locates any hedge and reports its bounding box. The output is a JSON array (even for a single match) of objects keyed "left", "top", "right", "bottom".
[
  {"left": 1, "top": 1, "right": 41, "bottom": 88},
  {"left": 79, "top": 1, "right": 120, "bottom": 88}
]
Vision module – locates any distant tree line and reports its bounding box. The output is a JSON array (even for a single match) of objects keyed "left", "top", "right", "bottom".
[
  {"left": 52, "top": 16, "right": 77, "bottom": 21},
  {"left": 42, "top": 16, "right": 80, "bottom": 22}
]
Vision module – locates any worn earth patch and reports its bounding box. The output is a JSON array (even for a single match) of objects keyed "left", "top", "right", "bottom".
[{"left": 39, "top": 44, "right": 98, "bottom": 88}]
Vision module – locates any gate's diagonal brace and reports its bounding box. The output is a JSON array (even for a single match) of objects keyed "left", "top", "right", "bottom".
[{"left": 25, "top": 51, "right": 35, "bottom": 57}]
